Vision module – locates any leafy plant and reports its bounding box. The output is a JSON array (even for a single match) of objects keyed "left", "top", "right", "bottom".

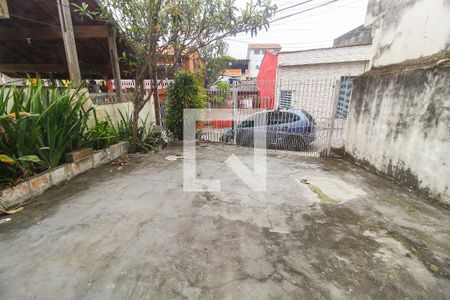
[
  {"left": 0, "top": 79, "right": 93, "bottom": 187},
  {"left": 0, "top": 154, "right": 41, "bottom": 187},
  {"left": 109, "top": 109, "right": 166, "bottom": 152},
  {"left": 213, "top": 81, "right": 230, "bottom": 105},
  {"left": 84, "top": 111, "right": 117, "bottom": 150},
  {"left": 164, "top": 71, "right": 207, "bottom": 140}
]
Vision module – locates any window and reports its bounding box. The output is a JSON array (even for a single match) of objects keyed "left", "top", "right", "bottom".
[
  {"left": 254, "top": 49, "right": 260, "bottom": 55},
  {"left": 256, "top": 65, "right": 260, "bottom": 70},
  {"left": 267, "top": 112, "right": 299, "bottom": 125},
  {"left": 261, "top": 50, "right": 266, "bottom": 55},
  {"left": 336, "top": 76, "right": 355, "bottom": 119},
  {"left": 279, "top": 90, "right": 292, "bottom": 109}
]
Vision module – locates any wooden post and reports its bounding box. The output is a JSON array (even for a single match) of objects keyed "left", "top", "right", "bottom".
[
  {"left": 107, "top": 26, "right": 123, "bottom": 102},
  {"left": 57, "top": 0, "right": 81, "bottom": 86},
  {"left": 0, "top": 0, "right": 9, "bottom": 19}
]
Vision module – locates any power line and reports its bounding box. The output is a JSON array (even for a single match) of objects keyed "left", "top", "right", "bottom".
[
  {"left": 277, "top": 0, "right": 316, "bottom": 13},
  {"left": 270, "top": 0, "right": 341, "bottom": 23},
  {"left": 270, "top": 0, "right": 365, "bottom": 26}
]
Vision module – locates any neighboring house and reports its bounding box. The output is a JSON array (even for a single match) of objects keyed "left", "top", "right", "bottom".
[
  {"left": 247, "top": 43, "right": 281, "bottom": 78},
  {"left": 275, "top": 44, "right": 372, "bottom": 115},
  {"left": 220, "top": 59, "right": 249, "bottom": 83},
  {"left": 256, "top": 51, "right": 278, "bottom": 109},
  {"left": 345, "top": 0, "right": 450, "bottom": 204}
]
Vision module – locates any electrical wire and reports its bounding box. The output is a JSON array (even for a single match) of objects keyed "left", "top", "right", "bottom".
[
  {"left": 276, "top": 0, "right": 316, "bottom": 13},
  {"left": 270, "top": 0, "right": 341, "bottom": 23}
]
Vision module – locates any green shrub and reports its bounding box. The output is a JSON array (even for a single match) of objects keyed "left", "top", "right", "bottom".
[
  {"left": 110, "top": 109, "right": 166, "bottom": 152},
  {"left": 0, "top": 79, "right": 92, "bottom": 186},
  {"left": 84, "top": 111, "right": 117, "bottom": 150},
  {"left": 164, "top": 71, "right": 207, "bottom": 140}
]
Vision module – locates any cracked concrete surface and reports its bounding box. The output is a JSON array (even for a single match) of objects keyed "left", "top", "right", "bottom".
[{"left": 0, "top": 143, "right": 449, "bottom": 299}]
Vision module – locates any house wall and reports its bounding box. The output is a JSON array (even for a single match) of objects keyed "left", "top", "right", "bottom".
[
  {"left": 366, "top": 0, "right": 450, "bottom": 67},
  {"left": 248, "top": 49, "right": 266, "bottom": 78},
  {"left": 275, "top": 45, "right": 371, "bottom": 118},
  {"left": 345, "top": 0, "right": 450, "bottom": 205}
]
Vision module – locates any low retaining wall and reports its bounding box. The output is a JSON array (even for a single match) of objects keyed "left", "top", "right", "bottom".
[{"left": 0, "top": 142, "right": 130, "bottom": 210}]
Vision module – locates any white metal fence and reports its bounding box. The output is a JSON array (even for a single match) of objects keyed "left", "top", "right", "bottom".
[{"left": 199, "top": 79, "right": 351, "bottom": 157}]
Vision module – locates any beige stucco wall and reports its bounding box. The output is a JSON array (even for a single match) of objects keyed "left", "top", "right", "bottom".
[
  {"left": 366, "top": 0, "right": 450, "bottom": 67},
  {"left": 92, "top": 100, "right": 155, "bottom": 128}
]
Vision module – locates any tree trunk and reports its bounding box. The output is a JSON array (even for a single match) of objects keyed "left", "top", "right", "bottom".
[
  {"left": 131, "top": 104, "right": 140, "bottom": 152},
  {"left": 153, "top": 87, "right": 160, "bottom": 125},
  {"left": 131, "top": 79, "right": 145, "bottom": 152}
]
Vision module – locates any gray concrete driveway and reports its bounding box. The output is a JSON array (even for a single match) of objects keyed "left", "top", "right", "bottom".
[{"left": 1, "top": 143, "right": 449, "bottom": 299}]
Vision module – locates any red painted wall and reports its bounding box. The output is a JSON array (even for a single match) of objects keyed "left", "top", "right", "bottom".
[{"left": 256, "top": 51, "right": 277, "bottom": 109}]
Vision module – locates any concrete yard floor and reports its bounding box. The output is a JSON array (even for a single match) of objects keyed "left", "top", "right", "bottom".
[{"left": 0, "top": 143, "right": 449, "bottom": 299}]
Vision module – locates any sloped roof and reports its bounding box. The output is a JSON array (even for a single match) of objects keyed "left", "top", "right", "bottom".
[
  {"left": 248, "top": 43, "right": 281, "bottom": 50},
  {"left": 278, "top": 44, "right": 372, "bottom": 67}
]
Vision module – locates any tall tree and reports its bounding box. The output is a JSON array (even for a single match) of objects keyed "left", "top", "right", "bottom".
[
  {"left": 198, "top": 40, "right": 233, "bottom": 88},
  {"left": 80, "top": 0, "right": 276, "bottom": 151}
]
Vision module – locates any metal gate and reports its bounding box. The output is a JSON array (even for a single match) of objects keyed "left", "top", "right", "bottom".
[{"left": 199, "top": 78, "right": 351, "bottom": 157}]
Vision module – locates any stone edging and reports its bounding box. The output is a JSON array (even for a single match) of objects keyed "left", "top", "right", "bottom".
[{"left": 0, "top": 141, "right": 130, "bottom": 210}]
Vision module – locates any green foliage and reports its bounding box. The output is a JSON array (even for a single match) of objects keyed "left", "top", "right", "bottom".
[
  {"left": 198, "top": 40, "right": 234, "bottom": 87},
  {"left": 213, "top": 81, "right": 230, "bottom": 104},
  {"left": 0, "top": 79, "right": 92, "bottom": 186},
  {"left": 109, "top": 109, "right": 167, "bottom": 152},
  {"left": 165, "top": 71, "right": 207, "bottom": 140},
  {"left": 84, "top": 111, "right": 117, "bottom": 150}
]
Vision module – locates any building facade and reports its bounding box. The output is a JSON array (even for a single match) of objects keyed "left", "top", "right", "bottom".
[
  {"left": 275, "top": 44, "right": 372, "bottom": 115},
  {"left": 247, "top": 43, "right": 281, "bottom": 78},
  {"left": 220, "top": 59, "right": 249, "bottom": 82}
]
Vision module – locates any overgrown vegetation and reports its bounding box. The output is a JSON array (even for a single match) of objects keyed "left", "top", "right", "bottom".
[
  {"left": 0, "top": 80, "right": 92, "bottom": 186},
  {"left": 164, "top": 71, "right": 206, "bottom": 140},
  {"left": 0, "top": 80, "right": 164, "bottom": 188}
]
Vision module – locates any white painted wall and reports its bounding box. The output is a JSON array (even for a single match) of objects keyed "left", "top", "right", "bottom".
[
  {"left": 275, "top": 45, "right": 371, "bottom": 118},
  {"left": 248, "top": 49, "right": 266, "bottom": 78},
  {"left": 366, "top": 0, "right": 450, "bottom": 67},
  {"left": 345, "top": 69, "right": 450, "bottom": 204}
]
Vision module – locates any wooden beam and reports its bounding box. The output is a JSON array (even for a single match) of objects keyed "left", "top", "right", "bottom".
[
  {"left": 0, "top": 64, "right": 110, "bottom": 73},
  {"left": 57, "top": 0, "right": 81, "bottom": 86},
  {"left": 0, "top": 26, "right": 109, "bottom": 40},
  {"left": 0, "top": 0, "right": 9, "bottom": 19},
  {"left": 107, "top": 26, "right": 123, "bottom": 101}
]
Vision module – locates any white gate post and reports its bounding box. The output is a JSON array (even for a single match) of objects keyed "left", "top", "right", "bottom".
[
  {"left": 326, "top": 79, "right": 341, "bottom": 157},
  {"left": 232, "top": 81, "right": 238, "bottom": 145}
]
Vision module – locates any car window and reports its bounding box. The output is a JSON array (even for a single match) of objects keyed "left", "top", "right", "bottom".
[
  {"left": 240, "top": 119, "right": 254, "bottom": 128},
  {"left": 239, "top": 115, "right": 255, "bottom": 128},
  {"left": 268, "top": 111, "right": 300, "bottom": 125}
]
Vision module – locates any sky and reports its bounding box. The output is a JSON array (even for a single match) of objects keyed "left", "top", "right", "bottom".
[{"left": 225, "top": 0, "right": 369, "bottom": 58}]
